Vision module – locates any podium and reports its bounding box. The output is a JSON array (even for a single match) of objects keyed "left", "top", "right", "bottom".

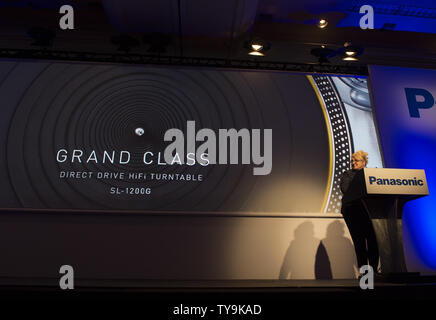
[{"left": 342, "top": 168, "right": 429, "bottom": 275}]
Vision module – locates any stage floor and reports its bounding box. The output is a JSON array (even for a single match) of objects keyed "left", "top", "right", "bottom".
[{"left": 1, "top": 278, "right": 436, "bottom": 295}]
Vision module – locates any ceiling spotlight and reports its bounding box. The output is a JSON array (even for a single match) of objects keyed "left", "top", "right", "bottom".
[
  {"left": 342, "top": 56, "right": 358, "bottom": 61},
  {"left": 251, "top": 43, "right": 263, "bottom": 51},
  {"left": 344, "top": 43, "right": 358, "bottom": 56},
  {"left": 245, "top": 38, "right": 270, "bottom": 57},
  {"left": 248, "top": 51, "right": 265, "bottom": 56},
  {"left": 344, "top": 42, "right": 363, "bottom": 54},
  {"left": 317, "top": 19, "right": 328, "bottom": 28},
  {"left": 340, "top": 42, "right": 363, "bottom": 61}
]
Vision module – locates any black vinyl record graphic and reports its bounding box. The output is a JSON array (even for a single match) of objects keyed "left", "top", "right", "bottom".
[{"left": 0, "top": 61, "right": 331, "bottom": 214}]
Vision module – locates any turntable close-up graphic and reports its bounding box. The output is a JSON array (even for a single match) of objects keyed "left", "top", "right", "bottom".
[{"left": 0, "top": 61, "right": 381, "bottom": 214}]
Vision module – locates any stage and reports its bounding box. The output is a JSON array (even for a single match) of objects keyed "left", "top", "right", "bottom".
[{"left": 1, "top": 278, "right": 436, "bottom": 300}]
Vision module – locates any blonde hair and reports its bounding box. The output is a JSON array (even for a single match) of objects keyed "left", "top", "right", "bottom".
[{"left": 352, "top": 150, "right": 368, "bottom": 164}]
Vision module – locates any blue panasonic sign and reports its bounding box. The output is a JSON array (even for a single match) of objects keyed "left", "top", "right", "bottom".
[
  {"left": 370, "top": 65, "right": 436, "bottom": 271},
  {"left": 405, "top": 88, "right": 435, "bottom": 118}
]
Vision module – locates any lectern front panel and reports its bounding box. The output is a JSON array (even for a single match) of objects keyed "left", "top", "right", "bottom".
[{"left": 364, "top": 168, "right": 429, "bottom": 196}]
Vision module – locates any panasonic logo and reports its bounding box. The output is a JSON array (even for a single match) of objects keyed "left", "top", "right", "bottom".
[{"left": 369, "top": 176, "right": 424, "bottom": 186}]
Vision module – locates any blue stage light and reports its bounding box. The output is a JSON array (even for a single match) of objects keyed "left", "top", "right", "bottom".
[{"left": 391, "top": 132, "right": 436, "bottom": 268}]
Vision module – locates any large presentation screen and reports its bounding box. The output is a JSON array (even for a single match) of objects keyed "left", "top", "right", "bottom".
[{"left": 0, "top": 60, "right": 382, "bottom": 214}]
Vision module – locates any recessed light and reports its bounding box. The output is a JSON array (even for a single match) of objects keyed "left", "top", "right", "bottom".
[
  {"left": 251, "top": 44, "right": 263, "bottom": 51},
  {"left": 343, "top": 56, "right": 358, "bottom": 61},
  {"left": 317, "top": 19, "right": 328, "bottom": 28},
  {"left": 249, "top": 51, "right": 264, "bottom": 56},
  {"left": 246, "top": 38, "right": 270, "bottom": 56},
  {"left": 341, "top": 42, "right": 363, "bottom": 60}
]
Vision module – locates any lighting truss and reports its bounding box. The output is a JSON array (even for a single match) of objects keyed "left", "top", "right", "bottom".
[{"left": 0, "top": 48, "right": 368, "bottom": 75}]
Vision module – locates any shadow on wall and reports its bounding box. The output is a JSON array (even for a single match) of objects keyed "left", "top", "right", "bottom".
[
  {"left": 279, "top": 221, "right": 319, "bottom": 279},
  {"left": 316, "top": 221, "right": 358, "bottom": 279},
  {"left": 279, "top": 220, "right": 357, "bottom": 280}
]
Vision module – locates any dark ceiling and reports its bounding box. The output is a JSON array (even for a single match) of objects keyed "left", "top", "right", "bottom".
[{"left": 0, "top": 0, "right": 436, "bottom": 70}]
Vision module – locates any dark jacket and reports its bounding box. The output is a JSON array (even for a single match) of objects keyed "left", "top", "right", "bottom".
[{"left": 340, "top": 169, "right": 358, "bottom": 195}]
